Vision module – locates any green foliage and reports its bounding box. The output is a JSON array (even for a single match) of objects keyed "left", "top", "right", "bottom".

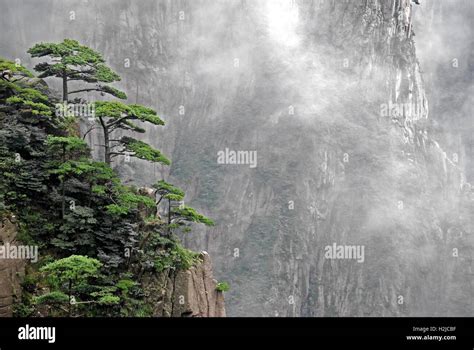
[
  {"left": 7, "top": 87, "right": 49, "bottom": 104},
  {"left": 40, "top": 255, "right": 102, "bottom": 286},
  {"left": 0, "top": 59, "right": 52, "bottom": 116},
  {"left": 28, "top": 39, "right": 126, "bottom": 100},
  {"left": 49, "top": 159, "right": 107, "bottom": 180},
  {"left": 13, "top": 303, "right": 35, "bottom": 317},
  {"left": 216, "top": 282, "right": 230, "bottom": 292},
  {"left": 92, "top": 101, "right": 168, "bottom": 165},
  {"left": 151, "top": 179, "right": 214, "bottom": 238},
  {"left": 94, "top": 100, "right": 129, "bottom": 118},
  {"left": 33, "top": 255, "right": 134, "bottom": 316},
  {"left": 0, "top": 57, "right": 34, "bottom": 77},
  {"left": 94, "top": 101, "right": 164, "bottom": 126},
  {"left": 0, "top": 76, "right": 51, "bottom": 215},
  {"left": 106, "top": 185, "right": 155, "bottom": 216},
  {"left": 46, "top": 135, "right": 88, "bottom": 154},
  {"left": 105, "top": 203, "right": 129, "bottom": 216},
  {"left": 116, "top": 279, "right": 136, "bottom": 293},
  {"left": 151, "top": 237, "right": 201, "bottom": 272},
  {"left": 53, "top": 206, "right": 97, "bottom": 251},
  {"left": 120, "top": 136, "right": 171, "bottom": 165},
  {"left": 101, "top": 85, "right": 127, "bottom": 100},
  {"left": 17, "top": 210, "right": 52, "bottom": 246},
  {"left": 97, "top": 294, "right": 120, "bottom": 305},
  {"left": 34, "top": 291, "right": 69, "bottom": 305},
  {"left": 128, "top": 104, "right": 164, "bottom": 125},
  {"left": 1, "top": 44, "right": 215, "bottom": 318},
  {"left": 153, "top": 180, "right": 185, "bottom": 201},
  {"left": 172, "top": 205, "right": 215, "bottom": 226},
  {"left": 7, "top": 97, "right": 51, "bottom": 116},
  {"left": 88, "top": 286, "right": 121, "bottom": 306},
  {"left": 35, "top": 255, "right": 118, "bottom": 316}
]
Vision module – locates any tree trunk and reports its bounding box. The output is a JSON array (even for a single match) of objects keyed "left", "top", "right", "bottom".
[
  {"left": 62, "top": 70, "right": 68, "bottom": 102},
  {"left": 61, "top": 144, "right": 66, "bottom": 218},
  {"left": 68, "top": 278, "right": 72, "bottom": 317},
  {"left": 167, "top": 198, "right": 171, "bottom": 237},
  {"left": 88, "top": 184, "right": 92, "bottom": 207},
  {"left": 99, "top": 117, "right": 111, "bottom": 165},
  {"left": 104, "top": 130, "right": 110, "bottom": 165},
  {"left": 61, "top": 181, "right": 65, "bottom": 218}
]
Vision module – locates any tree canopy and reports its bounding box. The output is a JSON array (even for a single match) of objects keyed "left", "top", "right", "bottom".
[
  {"left": 1, "top": 43, "right": 216, "bottom": 318},
  {"left": 28, "top": 39, "right": 126, "bottom": 101},
  {"left": 91, "top": 101, "right": 169, "bottom": 165}
]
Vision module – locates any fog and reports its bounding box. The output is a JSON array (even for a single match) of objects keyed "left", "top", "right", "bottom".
[{"left": 0, "top": 0, "right": 472, "bottom": 317}]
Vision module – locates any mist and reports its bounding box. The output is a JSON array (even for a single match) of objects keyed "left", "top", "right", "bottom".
[{"left": 0, "top": 0, "right": 472, "bottom": 317}]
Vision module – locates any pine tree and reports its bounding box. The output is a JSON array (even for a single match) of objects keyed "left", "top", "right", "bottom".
[
  {"left": 39, "top": 255, "right": 104, "bottom": 316},
  {"left": 28, "top": 39, "right": 126, "bottom": 102},
  {"left": 92, "top": 101, "right": 170, "bottom": 166},
  {"left": 1, "top": 50, "right": 217, "bottom": 317},
  {"left": 153, "top": 180, "right": 214, "bottom": 235}
]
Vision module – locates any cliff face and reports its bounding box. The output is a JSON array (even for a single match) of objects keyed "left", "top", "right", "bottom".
[
  {"left": 143, "top": 252, "right": 225, "bottom": 317},
  {"left": 1, "top": 0, "right": 471, "bottom": 317},
  {"left": 0, "top": 215, "right": 25, "bottom": 317},
  {"left": 413, "top": 0, "right": 474, "bottom": 184},
  {"left": 0, "top": 215, "right": 225, "bottom": 317}
]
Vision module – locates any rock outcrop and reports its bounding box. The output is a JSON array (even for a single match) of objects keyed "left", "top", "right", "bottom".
[
  {"left": 143, "top": 252, "right": 226, "bottom": 317},
  {"left": 0, "top": 215, "right": 25, "bottom": 317}
]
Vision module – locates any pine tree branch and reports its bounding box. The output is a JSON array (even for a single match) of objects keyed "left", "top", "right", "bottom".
[
  {"left": 106, "top": 115, "right": 135, "bottom": 127},
  {"left": 69, "top": 88, "right": 101, "bottom": 94},
  {"left": 82, "top": 126, "right": 100, "bottom": 140}
]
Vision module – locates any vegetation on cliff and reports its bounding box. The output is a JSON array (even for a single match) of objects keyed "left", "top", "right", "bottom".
[{"left": 0, "top": 40, "right": 215, "bottom": 317}]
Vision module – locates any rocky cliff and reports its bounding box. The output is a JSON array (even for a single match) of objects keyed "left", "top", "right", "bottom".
[
  {"left": 0, "top": 213, "right": 225, "bottom": 317},
  {"left": 0, "top": 61, "right": 226, "bottom": 318},
  {"left": 0, "top": 215, "right": 25, "bottom": 317},
  {"left": 0, "top": 0, "right": 471, "bottom": 317},
  {"left": 144, "top": 252, "right": 225, "bottom": 317}
]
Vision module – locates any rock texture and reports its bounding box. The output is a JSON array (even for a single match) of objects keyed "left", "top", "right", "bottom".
[
  {"left": 143, "top": 252, "right": 226, "bottom": 317},
  {"left": 0, "top": 0, "right": 471, "bottom": 317},
  {"left": 0, "top": 215, "right": 25, "bottom": 317}
]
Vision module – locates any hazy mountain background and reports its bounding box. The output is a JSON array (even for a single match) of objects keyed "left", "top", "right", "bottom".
[{"left": 0, "top": 0, "right": 472, "bottom": 316}]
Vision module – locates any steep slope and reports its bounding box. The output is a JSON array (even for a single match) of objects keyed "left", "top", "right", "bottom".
[
  {"left": 0, "top": 215, "right": 25, "bottom": 317},
  {"left": 0, "top": 58, "right": 226, "bottom": 317},
  {"left": 1, "top": 0, "right": 471, "bottom": 317},
  {"left": 144, "top": 252, "right": 225, "bottom": 317},
  {"left": 413, "top": 1, "right": 474, "bottom": 183}
]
